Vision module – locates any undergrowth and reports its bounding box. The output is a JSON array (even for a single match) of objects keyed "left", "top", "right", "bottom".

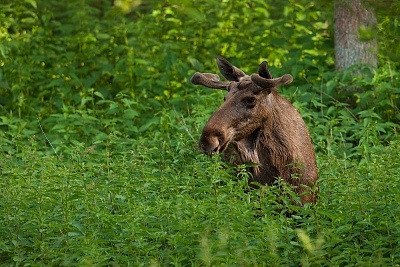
[
  {"left": 0, "top": 0, "right": 399, "bottom": 266},
  {"left": 1, "top": 114, "right": 399, "bottom": 266}
]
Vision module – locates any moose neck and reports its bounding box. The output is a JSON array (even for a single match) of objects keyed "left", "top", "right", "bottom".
[{"left": 234, "top": 91, "right": 293, "bottom": 185}]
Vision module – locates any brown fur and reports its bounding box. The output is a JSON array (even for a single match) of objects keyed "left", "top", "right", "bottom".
[{"left": 192, "top": 57, "right": 318, "bottom": 205}]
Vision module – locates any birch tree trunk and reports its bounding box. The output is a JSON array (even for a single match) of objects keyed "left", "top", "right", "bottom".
[{"left": 334, "top": 0, "right": 378, "bottom": 71}]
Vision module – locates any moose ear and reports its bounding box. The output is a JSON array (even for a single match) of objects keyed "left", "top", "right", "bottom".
[
  {"left": 258, "top": 61, "right": 273, "bottom": 79},
  {"left": 216, "top": 56, "right": 246, "bottom": 82}
]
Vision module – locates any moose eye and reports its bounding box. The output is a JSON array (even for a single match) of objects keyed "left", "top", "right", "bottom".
[{"left": 242, "top": 96, "right": 256, "bottom": 108}]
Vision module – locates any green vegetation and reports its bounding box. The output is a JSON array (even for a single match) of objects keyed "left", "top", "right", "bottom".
[{"left": 0, "top": 0, "right": 399, "bottom": 266}]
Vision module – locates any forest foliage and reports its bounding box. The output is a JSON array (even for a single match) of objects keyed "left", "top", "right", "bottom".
[
  {"left": 0, "top": 0, "right": 400, "bottom": 266},
  {"left": 0, "top": 0, "right": 398, "bottom": 156}
]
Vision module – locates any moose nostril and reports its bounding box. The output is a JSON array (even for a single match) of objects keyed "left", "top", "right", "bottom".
[{"left": 199, "top": 134, "right": 220, "bottom": 155}]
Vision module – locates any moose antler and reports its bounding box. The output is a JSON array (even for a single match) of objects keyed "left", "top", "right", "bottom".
[
  {"left": 251, "top": 73, "right": 293, "bottom": 89},
  {"left": 191, "top": 72, "right": 231, "bottom": 90}
]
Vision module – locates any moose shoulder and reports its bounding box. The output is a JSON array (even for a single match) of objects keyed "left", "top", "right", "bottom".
[{"left": 191, "top": 57, "right": 318, "bottom": 205}]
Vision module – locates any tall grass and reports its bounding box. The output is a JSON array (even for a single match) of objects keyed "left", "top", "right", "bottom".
[{"left": 1, "top": 119, "right": 399, "bottom": 266}]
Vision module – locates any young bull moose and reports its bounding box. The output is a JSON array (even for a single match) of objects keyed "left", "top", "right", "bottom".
[{"left": 191, "top": 57, "right": 318, "bottom": 205}]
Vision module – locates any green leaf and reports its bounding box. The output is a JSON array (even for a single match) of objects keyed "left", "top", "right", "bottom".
[
  {"left": 123, "top": 109, "right": 139, "bottom": 119},
  {"left": 94, "top": 91, "right": 105, "bottom": 99},
  {"left": 24, "top": 0, "right": 37, "bottom": 9}
]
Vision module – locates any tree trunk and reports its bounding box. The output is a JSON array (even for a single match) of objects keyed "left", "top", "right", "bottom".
[{"left": 334, "top": 0, "right": 378, "bottom": 71}]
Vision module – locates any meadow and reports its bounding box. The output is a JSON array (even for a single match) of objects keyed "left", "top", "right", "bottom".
[
  {"left": 1, "top": 118, "right": 399, "bottom": 266},
  {"left": 1, "top": 0, "right": 399, "bottom": 266}
]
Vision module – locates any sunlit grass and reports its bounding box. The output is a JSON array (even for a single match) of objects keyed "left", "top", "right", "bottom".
[{"left": 1, "top": 135, "right": 399, "bottom": 266}]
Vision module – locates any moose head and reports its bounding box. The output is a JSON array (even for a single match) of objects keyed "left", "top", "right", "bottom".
[{"left": 192, "top": 56, "right": 293, "bottom": 156}]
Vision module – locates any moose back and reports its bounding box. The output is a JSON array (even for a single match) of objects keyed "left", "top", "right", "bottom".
[{"left": 191, "top": 57, "right": 318, "bottom": 205}]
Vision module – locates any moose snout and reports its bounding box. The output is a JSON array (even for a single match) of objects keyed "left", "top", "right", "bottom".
[
  {"left": 199, "top": 134, "right": 220, "bottom": 155},
  {"left": 199, "top": 126, "right": 233, "bottom": 155}
]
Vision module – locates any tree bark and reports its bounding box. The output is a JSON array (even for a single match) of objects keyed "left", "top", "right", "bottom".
[{"left": 334, "top": 0, "right": 378, "bottom": 71}]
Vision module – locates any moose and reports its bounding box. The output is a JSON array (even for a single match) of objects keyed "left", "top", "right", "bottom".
[{"left": 191, "top": 57, "right": 318, "bottom": 205}]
